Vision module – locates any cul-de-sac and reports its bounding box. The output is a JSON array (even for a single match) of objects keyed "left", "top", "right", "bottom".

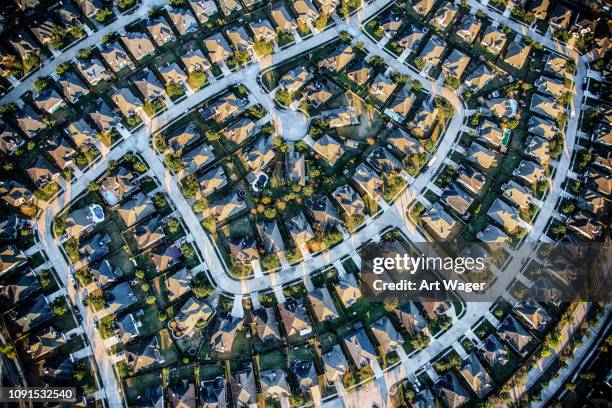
[{"left": 0, "top": 0, "right": 610, "bottom": 406}]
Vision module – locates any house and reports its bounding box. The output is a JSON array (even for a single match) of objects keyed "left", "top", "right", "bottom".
[
  {"left": 64, "top": 204, "right": 105, "bottom": 238},
  {"left": 279, "top": 66, "right": 312, "bottom": 92},
  {"left": 159, "top": 63, "right": 188, "bottom": 88},
  {"left": 0, "top": 120, "right": 24, "bottom": 156},
  {"left": 322, "top": 344, "right": 349, "bottom": 384},
  {"left": 199, "top": 377, "right": 226, "bottom": 408},
  {"left": 592, "top": 121, "right": 612, "bottom": 147},
  {"left": 98, "top": 282, "right": 136, "bottom": 318},
  {"left": 387, "top": 128, "right": 422, "bottom": 156},
  {"left": 89, "top": 98, "right": 119, "bottom": 133},
  {"left": 530, "top": 93, "right": 563, "bottom": 120},
  {"left": 111, "top": 87, "right": 143, "bottom": 118},
  {"left": 203, "top": 33, "right": 232, "bottom": 64},
  {"left": 502, "top": 180, "right": 532, "bottom": 208},
  {"left": 312, "top": 134, "right": 345, "bottom": 166},
  {"left": 170, "top": 296, "right": 214, "bottom": 337},
  {"left": 344, "top": 329, "right": 377, "bottom": 369},
  {"left": 411, "top": 0, "right": 435, "bottom": 17},
  {"left": 488, "top": 198, "right": 524, "bottom": 233},
  {"left": 528, "top": 0, "right": 550, "bottom": 20},
  {"left": 585, "top": 167, "right": 612, "bottom": 197},
  {"left": 525, "top": 135, "right": 550, "bottom": 164},
  {"left": 409, "top": 101, "right": 438, "bottom": 137},
  {"left": 167, "top": 8, "right": 198, "bottom": 35},
  {"left": 433, "top": 372, "right": 470, "bottom": 408},
  {"left": 285, "top": 149, "right": 305, "bottom": 186},
  {"left": 308, "top": 287, "right": 339, "bottom": 321},
  {"left": 332, "top": 185, "right": 365, "bottom": 217},
  {"left": 371, "top": 316, "right": 404, "bottom": 354},
  {"left": 259, "top": 369, "right": 290, "bottom": 401},
  {"left": 198, "top": 166, "right": 227, "bottom": 197},
  {"left": 480, "top": 26, "right": 507, "bottom": 54},
  {"left": 230, "top": 364, "right": 257, "bottom": 407},
  {"left": 0, "top": 215, "right": 27, "bottom": 243},
  {"left": 76, "top": 0, "right": 103, "bottom": 18},
  {"left": 251, "top": 307, "right": 281, "bottom": 342},
  {"left": 257, "top": 221, "right": 285, "bottom": 254},
  {"left": 394, "top": 301, "right": 429, "bottom": 336},
  {"left": 125, "top": 336, "right": 165, "bottom": 373},
  {"left": 34, "top": 88, "right": 66, "bottom": 114},
  {"left": 8, "top": 31, "right": 40, "bottom": 61},
  {"left": 0, "top": 245, "right": 26, "bottom": 276},
  {"left": 322, "top": 44, "right": 353, "bottom": 72},
  {"left": 504, "top": 40, "right": 531, "bottom": 70},
  {"left": 459, "top": 354, "right": 493, "bottom": 398},
  {"left": 456, "top": 15, "right": 481, "bottom": 44},
  {"left": 535, "top": 76, "right": 565, "bottom": 99},
  {"left": 442, "top": 49, "right": 470, "bottom": 78},
  {"left": 169, "top": 381, "right": 196, "bottom": 408},
  {"left": 413, "top": 389, "right": 437, "bottom": 408},
  {"left": 151, "top": 243, "right": 183, "bottom": 272},
  {"left": 293, "top": 0, "right": 319, "bottom": 27},
  {"left": 89, "top": 259, "right": 123, "bottom": 290},
  {"left": 368, "top": 146, "right": 403, "bottom": 174},
  {"left": 369, "top": 73, "right": 396, "bottom": 103},
  {"left": 497, "top": 314, "right": 533, "bottom": 357},
  {"left": 226, "top": 26, "right": 254, "bottom": 55},
  {"left": 320, "top": 106, "right": 359, "bottom": 128},
  {"left": 26, "top": 326, "right": 66, "bottom": 359},
  {"left": 592, "top": 148, "right": 612, "bottom": 172},
  {"left": 309, "top": 195, "right": 341, "bottom": 231},
  {"left": 0, "top": 181, "right": 33, "bottom": 209},
  {"left": 134, "top": 70, "right": 168, "bottom": 103},
  {"left": 222, "top": 118, "right": 256, "bottom": 145},
  {"left": 100, "top": 41, "right": 134, "bottom": 73},
  {"left": 271, "top": 5, "right": 297, "bottom": 33},
  {"left": 181, "top": 143, "right": 215, "bottom": 175},
  {"left": 386, "top": 86, "right": 415, "bottom": 122},
  {"left": 64, "top": 118, "right": 96, "bottom": 148},
  {"left": 398, "top": 24, "right": 425, "bottom": 54},
  {"left": 189, "top": 0, "right": 217, "bottom": 23},
  {"left": 117, "top": 192, "right": 155, "bottom": 227},
  {"left": 419, "top": 35, "right": 446, "bottom": 68},
  {"left": 421, "top": 202, "right": 457, "bottom": 241},
  {"left": 336, "top": 273, "right": 361, "bottom": 308},
  {"left": 478, "top": 334, "right": 509, "bottom": 367},
  {"left": 121, "top": 32, "right": 156, "bottom": 61},
  {"left": 347, "top": 61, "right": 372, "bottom": 86},
  {"left": 513, "top": 160, "right": 545, "bottom": 185},
  {"left": 229, "top": 235, "right": 259, "bottom": 265},
  {"left": 431, "top": 3, "right": 457, "bottom": 30},
  {"left": 514, "top": 298, "right": 551, "bottom": 332},
  {"left": 243, "top": 136, "right": 275, "bottom": 171},
  {"left": 203, "top": 192, "right": 246, "bottom": 223},
  {"left": 464, "top": 65, "right": 495, "bottom": 93},
  {"left": 291, "top": 360, "right": 318, "bottom": 395},
  {"left": 58, "top": 72, "right": 89, "bottom": 104},
  {"left": 218, "top": 0, "right": 241, "bottom": 16},
  {"left": 317, "top": 0, "right": 340, "bottom": 15},
  {"left": 482, "top": 98, "right": 518, "bottom": 118},
  {"left": 180, "top": 48, "right": 211, "bottom": 73},
  {"left": 441, "top": 182, "right": 474, "bottom": 216},
  {"left": 12, "top": 295, "right": 51, "bottom": 333},
  {"left": 133, "top": 216, "right": 165, "bottom": 250},
  {"left": 46, "top": 135, "right": 76, "bottom": 171},
  {"left": 286, "top": 212, "right": 314, "bottom": 245},
  {"left": 209, "top": 316, "right": 243, "bottom": 353},
  {"left": 99, "top": 167, "right": 138, "bottom": 206},
  {"left": 477, "top": 224, "right": 509, "bottom": 244},
  {"left": 466, "top": 142, "right": 498, "bottom": 169},
  {"left": 567, "top": 210, "right": 603, "bottom": 240},
  {"left": 166, "top": 122, "right": 201, "bottom": 154},
  {"left": 26, "top": 157, "right": 61, "bottom": 188},
  {"left": 250, "top": 19, "right": 276, "bottom": 43},
  {"left": 528, "top": 116, "right": 558, "bottom": 139},
  {"left": 166, "top": 267, "right": 193, "bottom": 302},
  {"left": 479, "top": 120, "right": 506, "bottom": 150},
  {"left": 380, "top": 13, "right": 402, "bottom": 38},
  {"left": 577, "top": 188, "right": 611, "bottom": 216},
  {"left": 146, "top": 17, "right": 176, "bottom": 46},
  {"left": 278, "top": 297, "right": 312, "bottom": 336},
  {"left": 544, "top": 54, "right": 569, "bottom": 77},
  {"left": 31, "top": 21, "right": 57, "bottom": 48},
  {"left": 15, "top": 105, "right": 47, "bottom": 139},
  {"left": 200, "top": 93, "right": 243, "bottom": 122}
]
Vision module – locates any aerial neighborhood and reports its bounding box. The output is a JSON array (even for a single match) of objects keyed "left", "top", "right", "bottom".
[{"left": 0, "top": 0, "right": 609, "bottom": 406}]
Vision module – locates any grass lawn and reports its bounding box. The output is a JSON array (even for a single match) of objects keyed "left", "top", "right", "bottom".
[{"left": 258, "top": 349, "right": 286, "bottom": 371}]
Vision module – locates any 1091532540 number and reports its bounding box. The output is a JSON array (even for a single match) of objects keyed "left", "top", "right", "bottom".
[{"left": 0, "top": 387, "right": 76, "bottom": 402}]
